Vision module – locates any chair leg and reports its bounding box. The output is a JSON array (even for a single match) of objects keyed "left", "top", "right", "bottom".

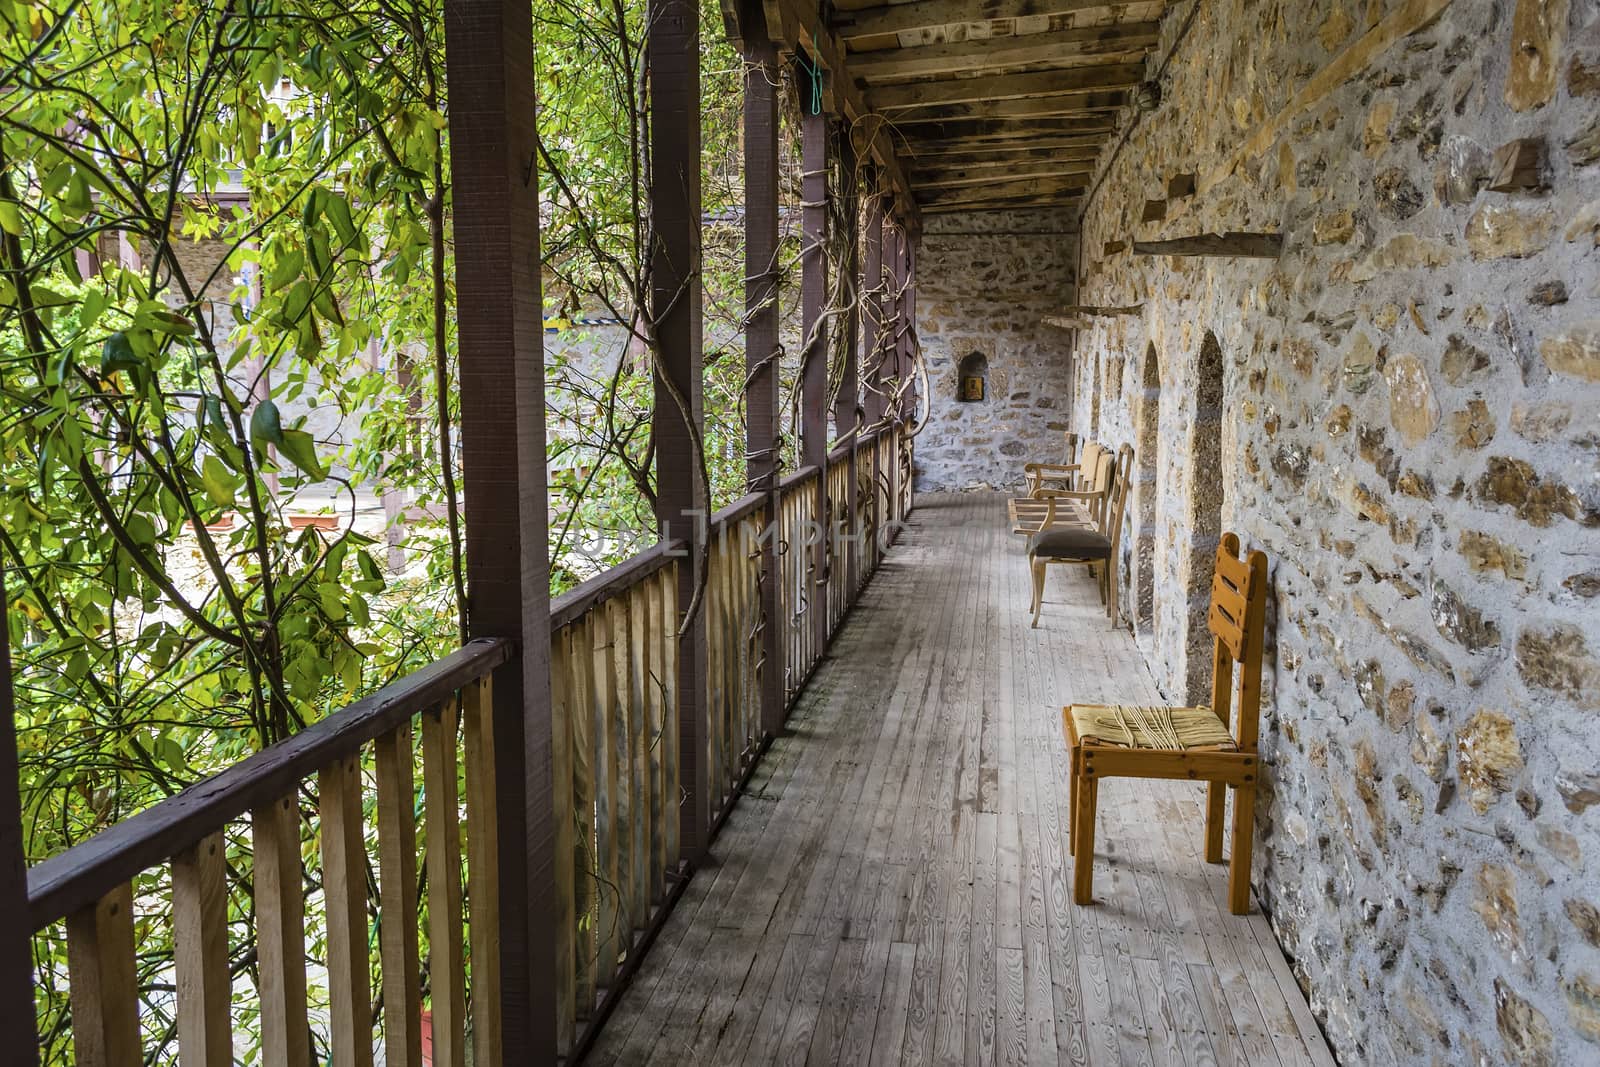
[
  {"left": 1228, "top": 784, "right": 1256, "bottom": 915},
  {"left": 1204, "top": 781, "right": 1226, "bottom": 863},
  {"left": 1068, "top": 749, "right": 1078, "bottom": 856},
  {"left": 1106, "top": 561, "right": 1119, "bottom": 629},
  {"left": 1030, "top": 560, "right": 1046, "bottom": 628},
  {"left": 1073, "top": 773, "right": 1097, "bottom": 905}
]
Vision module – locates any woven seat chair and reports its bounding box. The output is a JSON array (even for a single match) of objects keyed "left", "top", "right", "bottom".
[
  {"left": 1025, "top": 444, "right": 1131, "bottom": 628},
  {"left": 1063, "top": 532, "right": 1269, "bottom": 914}
]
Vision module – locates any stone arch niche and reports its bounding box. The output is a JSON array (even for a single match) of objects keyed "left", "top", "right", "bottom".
[
  {"left": 956, "top": 350, "right": 989, "bottom": 402},
  {"left": 1133, "top": 343, "right": 1161, "bottom": 637},
  {"left": 1183, "top": 330, "right": 1227, "bottom": 702}
]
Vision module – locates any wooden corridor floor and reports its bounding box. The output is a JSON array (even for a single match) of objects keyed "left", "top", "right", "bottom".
[{"left": 588, "top": 494, "right": 1336, "bottom": 1067}]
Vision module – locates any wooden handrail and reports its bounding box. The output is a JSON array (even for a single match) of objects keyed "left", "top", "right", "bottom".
[
  {"left": 26, "top": 637, "right": 513, "bottom": 930},
  {"left": 776, "top": 464, "right": 821, "bottom": 493},
  {"left": 549, "top": 540, "right": 685, "bottom": 630},
  {"left": 712, "top": 491, "right": 767, "bottom": 529}
]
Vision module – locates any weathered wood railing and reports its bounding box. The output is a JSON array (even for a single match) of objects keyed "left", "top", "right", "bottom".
[
  {"left": 23, "top": 426, "right": 913, "bottom": 1065},
  {"left": 26, "top": 638, "right": 511, "bottom": 1067},
  {"left": 775, "top": 465, "right": 822, "bottom": 706}
]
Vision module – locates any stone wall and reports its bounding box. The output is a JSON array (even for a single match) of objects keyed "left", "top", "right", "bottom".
[
  {"left": 1063, "top": 0, "right": 1600, "bottom": 1062},
  {"left": 912, "top": 208, "right": 1079, "bottom": 490}
]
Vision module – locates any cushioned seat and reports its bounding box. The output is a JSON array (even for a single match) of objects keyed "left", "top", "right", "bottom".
[
  {"left": 1067, "top": 704, "right": 1237, "bottom": 750},
  {"left": 1027, "top": 526, "right": 1111, "bottom": 559}
]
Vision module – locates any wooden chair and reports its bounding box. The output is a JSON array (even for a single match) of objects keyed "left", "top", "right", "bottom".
[
  {"left": 1010, "top": 439, "right": 1104, "bottom": 535},
  {"left": 1026, "top": 444, "right": 1132, "bottom": 628},
  {"left": 1024, "top": 434, "right": 1093, "bottom": 497},
  {"left": 1063, "top": 533, "right": 1269, "bottom": 915}
]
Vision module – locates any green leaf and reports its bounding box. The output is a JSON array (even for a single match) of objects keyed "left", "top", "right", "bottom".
[
  {"left": 277, "top": 429, "right": 326, "bottom": 480},
  {"left": 324, "top": 193, "right": 358, "bottom": 247},
  {"left": 281, "top": 279, "right": 313, "bottom": 324},
  {"left": 200, "top": 455, "right": 239, "bottom": 506},
  {"left": 0, "top": 200, "right": 21, "bottom": 235},
  {"left": 268, "top": 249, "right": 305, "bottom": 289},
  {"left": 100, "top": 332, "right": 142, "bottom": 374},
  {"left": 249, "top": 398, "right": 285, "bottom": 450}
]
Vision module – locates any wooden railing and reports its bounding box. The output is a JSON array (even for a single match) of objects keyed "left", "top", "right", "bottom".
[
  {"left": 26, "top": 639, "right": 512, "bottom": 1067},
  {"left": 775, "top": 465, "right": 822, "bottom": 706},
  {"left": 22, "top": 425, "right": 913, "bottom": 1065}
]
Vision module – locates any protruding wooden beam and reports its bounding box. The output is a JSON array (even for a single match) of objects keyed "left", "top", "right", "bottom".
[
  {"left": 1061, "top": 303, "right": 1144, "bottom": 317},
  {"left": 1167, "top": 172, "right": 1197, "bottom": 199},
  {"left": 851, "top": 22, "right": 1160, "bottom": 80},
  {"left": 869, "top": 63, "right": 1143, "bottom": 111},
  {"left": 1133, "top": 232, "right": 1284, "bottom": 258},
  {"left": 835, "top": 0, "right": 1138, "bottom": 41}
]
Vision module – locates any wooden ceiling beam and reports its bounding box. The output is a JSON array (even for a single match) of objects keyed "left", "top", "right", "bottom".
[
  {"left": 870, "top": 62, "right": 1144, "bottom": 110},
  {"left": 902, "top": 132, "right": 1106, "bottom": 155},
  {"left": 915, "top": 163, "right": 1094, "bottom": 189},
  {"left": 919, "top": 173, "right": 1088, "bottom": 204},
  {"left": 923, "top": 191, "right": 1084, "bottom": 214},
  {"left": 894, "top": 116, "right": 1117, "bottom": 141},
  {"left": 887, "top": 90, "right": 1129, "bottom": 123},
  {"left": 909, "top": 146, "right": 1102, "bottom": 170},
  {"left": 760, "top": 0, "right": 920, "bottom": 221},
  {"left": 852, "top": 22, "right": 1160, "bottom": 81},
  {"left": 834, "top": 0, "right": 1134, "bottom": 42}
]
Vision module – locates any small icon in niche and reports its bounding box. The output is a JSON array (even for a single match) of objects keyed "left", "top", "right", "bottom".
[{"left": 960, "top": 375, "right": 985, "bottom": 402}]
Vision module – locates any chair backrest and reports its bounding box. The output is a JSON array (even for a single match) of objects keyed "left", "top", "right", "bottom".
[
  {"left": 1101, "top": 444, "right": 1133, "bottom": 542},
  {"left": 1061, "top": 431, "right": 1079, "bottom": 466},
  {"left": 1077, "top": 441, "right": 1105, "bottom": 492},
  {"left": 1206, "top": 533, "right": 1270, "bottom": 751}
]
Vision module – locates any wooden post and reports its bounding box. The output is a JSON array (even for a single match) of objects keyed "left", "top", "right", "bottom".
[
  {"left": 443, "top": 0, "right": 556, "bottom": 1057},
  {"left": 743, "top": 0, "right": 785, "bottom": 739},
  {"left": 650, "top": 0, "right": 710, "bottom": 860},
  {"left": 834, "top": 139, "right": 860, "bottom": 596},
  {"left": 800, "top": 92, "right": 830, "bottom": 659},
  {"left": 861, "top": 188, "right": 886, "bottom": 429},
  {"left": 0, "top": 583, "right": 37, "bottom": 1066}
]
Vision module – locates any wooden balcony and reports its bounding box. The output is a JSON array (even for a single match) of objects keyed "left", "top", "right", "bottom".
[{"left": 590, "top": 494, "right": 1335, "bottom": 1067}]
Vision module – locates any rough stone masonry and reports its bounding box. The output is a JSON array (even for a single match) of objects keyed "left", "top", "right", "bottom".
[{"left": 913, "top": 0, "right": 1600, "bottom": 1063}]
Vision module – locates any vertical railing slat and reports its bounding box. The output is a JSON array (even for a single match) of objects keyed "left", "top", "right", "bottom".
[
  {"left": 65, "top": 883, "right": 140, "bottom": 1067},
  {"left": 627, "top": 585, "right": 651, "bottom": 925},
  {"left": 591, "top": 605, "right": 620, "bottom": 987},
  {"left": 607, "top": 596, "right": 636, "bottom": 943},
  {"left": 548, "top": 625, "right": 576, "bottom": 1048},
  {"left": 463, "top": 676, "right": 503, "bottom": 1067},
  {"left": 254, "top": 795, "right": 311, "bottom": 1067},
  {"left": 173, "top": 832, "right": 231, "bottom": 1067},
  {"left": 375, "top": 725, "right": 423, "bottom": 1067},
  {"left": 320, "top": 754, "right": 373, "bottom": 1067},
  {"left": 423, "top": 699, "right": 467, "bottom": 1067},
  {"left": 568, "top": 619, "right": 596, "bottom": 1013},
  {"left": 660, "top": 567, "right": 681, "bottom": 867},
  {"left": 644, "top": 578, "right": 666, "bottom": 899}
]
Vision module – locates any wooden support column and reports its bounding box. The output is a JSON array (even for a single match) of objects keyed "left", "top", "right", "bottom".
[
  {"left": 862, "top": 189, "right": 886, "bottom": 429},
  {"left": 883, "top": 222, "right": 903, "bottom": 525},
  {"left": 650, "top": 0, "right": 710, "bottom": 859},
  {"left": 834, "top": 140, "right": 860, "bottom": 595},
  {"left": 743, "top": 0, "right": 785, "bottom": 739},
  {"left": 443, "top": 0, "right": 554, "bottom": 1057},
  {"left": 0, "top": 583, "right": 37, "bottom": 1066},
  {"left": 800, "top": 91, "right": 830, "bottom": 658}
]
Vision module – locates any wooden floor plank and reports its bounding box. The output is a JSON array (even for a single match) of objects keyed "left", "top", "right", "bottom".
[{"left": 592, "top": 494, "right": 1334, "bottom": 1067}]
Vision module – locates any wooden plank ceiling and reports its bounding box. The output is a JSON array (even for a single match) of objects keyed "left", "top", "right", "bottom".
[{"left": 794, "top": 1, "right": 1169, "bottom": 215}]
